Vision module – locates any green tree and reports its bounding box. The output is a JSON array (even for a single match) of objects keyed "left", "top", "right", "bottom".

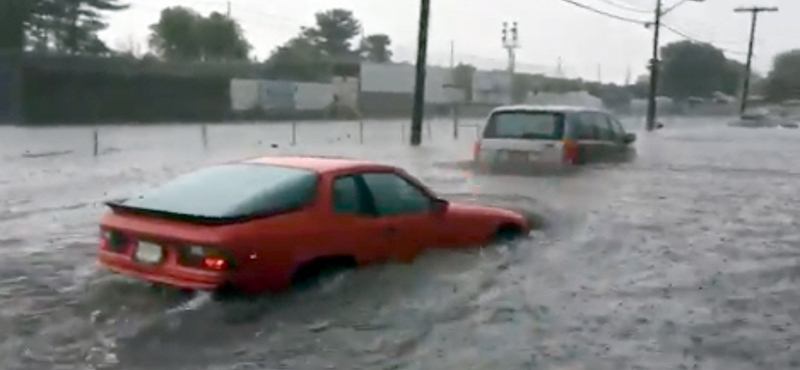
[
  {"left": 196, "top": 12, "right": 250, "bottom": 61},
  {"left": 659, "top": 41, "right": 728, "bottom": 99},
  {"left": 360, "top": 34, "right": 392, "bottom": 63},
  {"left": 264, "top": 36, "right": 331, "bottom": 82},
  {"left": 149, "top": 7, "right": 201, "bottom": 61},
  {"left": 149, "top": 7, "right": 250, "bottom": 62},
  {"left": 452, "top": 63, "right": 476, "bottom": 102},
  {"left": 60, "top": 0, "right": 128, "bottom": 54},
  {"left": 302, "top": 9, "right": 361, "bottom": 58},
  {"left": 764, "top": 49, "right": 800, "bottom": 102},
  {"left": 0, "top": 0, "right": 32, "bottom": 52}
]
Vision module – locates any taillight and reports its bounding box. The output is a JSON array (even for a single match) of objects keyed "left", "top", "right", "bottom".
[
  {"left": 473, "top": 141, "right": 481, "bottom": 160},
  {"left": 179, "top": 246, "right": 234, "bottom": 271},
  {"left": 562, "top": 139, "right": 579, "bottom": 165},
  {"left": 101, "top": 229, "right": 129, "bottom": 253}
]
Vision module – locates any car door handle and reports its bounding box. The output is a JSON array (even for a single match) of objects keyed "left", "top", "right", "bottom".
[{"left": 384, "top": 227, "right": 397, "bottom": 235}]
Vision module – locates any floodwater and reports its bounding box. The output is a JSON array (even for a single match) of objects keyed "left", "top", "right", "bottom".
[{"left": 1, "top": 117, "right": 799, "bottom": 370}]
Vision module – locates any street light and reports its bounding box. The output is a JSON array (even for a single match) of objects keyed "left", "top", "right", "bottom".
[{"left": 645, "top": 0, "right": 704, "bottom": 131}]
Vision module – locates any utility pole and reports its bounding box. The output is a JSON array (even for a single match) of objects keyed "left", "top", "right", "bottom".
[
  {"left": 646, "top": 0, "right": 704, "bottom": 131},
  {"left": 645, "top": 0, "right": 663, "bottom": 132},
  {"left": 735, "top": 6, "right": 778, "bottom": 116},
  {"left": 226, "top": 0, "right": 231, "bottom": 17},
  {"left": 502, "top": 21, "right": 520, "bottom": 104},
  {"left": 450, "top": 40, "right": 459, "bottom": 139},
  {"left": 410, "top": 0, "right": 431, "bottom": 146},
  {"left": 597, "top": 64, "right": 602, "bottom": 83}
]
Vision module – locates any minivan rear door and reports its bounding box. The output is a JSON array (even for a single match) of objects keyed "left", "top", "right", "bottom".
[{"left": 478, "top": 110, "right": 565, "bottom": 166}]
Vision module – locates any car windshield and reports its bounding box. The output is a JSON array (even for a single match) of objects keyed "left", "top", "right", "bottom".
[
  {"left": 483, "top": 111, "right": 564, "bottom": 140},
  {"left": 120, "top": 163, "right": 318, "bottom": 219}
]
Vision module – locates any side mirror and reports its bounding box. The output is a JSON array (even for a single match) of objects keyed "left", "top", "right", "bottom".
[
  {"left": 432, "top": 198, "right": 449, "bottom": 214},
  {"left": 623, "top": 133, "right": 637, "bottom": 144}
]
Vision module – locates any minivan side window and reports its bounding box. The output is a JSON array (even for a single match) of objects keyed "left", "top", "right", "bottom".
[
  {"left": 609, "top": 117, "right": 626, "bottom": 138},
  {"left": 567, "top": 113, "right": 597, "bottom": 140},
  {"left": 590, "top": 113, "right": 616, "bottom": 142}
]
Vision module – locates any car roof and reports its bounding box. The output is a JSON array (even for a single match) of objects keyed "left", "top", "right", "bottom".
[
  {"left": 242, "top": 155, "right": 390, "bottom": 173},
  {"left": 490, "top": 104, "right": 606, "bottom": 114}
]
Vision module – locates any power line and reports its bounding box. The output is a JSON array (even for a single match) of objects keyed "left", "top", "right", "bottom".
[
  {"left": 553, "top": 0, "right": 647, "bottom": 25},
  {"left": 661, "top": 23, "right": 749, "bottom": 56},
  {"left": 592, "top": 0, "right": 651, "bottom": 14}
]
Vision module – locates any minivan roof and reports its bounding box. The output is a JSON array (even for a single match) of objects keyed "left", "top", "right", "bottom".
[{"left": 490, "top": 105, "right": 606, "bottom": 114}]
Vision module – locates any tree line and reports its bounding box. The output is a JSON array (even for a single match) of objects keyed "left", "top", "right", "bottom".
[{"left": 2, "top": 1, "right": 800, "bottom": 103}]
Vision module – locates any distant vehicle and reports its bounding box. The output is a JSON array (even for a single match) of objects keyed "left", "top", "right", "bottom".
[
  {"left": 97, "top": 156, "right": 530, "bottom": 296},
  {"left": 473, "top": 105, "right": 636, "bottom": 167}
]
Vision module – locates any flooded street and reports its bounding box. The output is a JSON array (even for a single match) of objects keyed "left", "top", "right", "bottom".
[{"left": 1, "top": 117, "right": 800, "bottom": 370}]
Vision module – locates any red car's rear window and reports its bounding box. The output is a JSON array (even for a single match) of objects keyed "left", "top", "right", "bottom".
[{"left": 119, "top": 163, "right": 318, "bottom": 220}]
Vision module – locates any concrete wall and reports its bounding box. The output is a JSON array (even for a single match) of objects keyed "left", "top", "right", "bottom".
[
  {"left": 525, "top": 91, "right": 603, "bottom": 109},
  {"left": 230, "top": 79, "right": 259, "bottom": 111},
  {"left": 295, "top": 82, "right": 334, "bottom": 111},
  {"left": 359, "top": 62, "right": 458, "bottom": 104},
  {"left": 473, "top": 70, "right": 511, "bottom": 105},
  {"left": 258, "top": 80, "right": 296, "bottom": 111},
  {"left": 332, "top": 76, "right": 359, "bottom": 111}
]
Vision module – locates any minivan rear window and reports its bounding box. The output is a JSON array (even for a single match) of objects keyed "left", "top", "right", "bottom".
[{"left": 483, "top": 111, "right": 564, "bottom": 140}]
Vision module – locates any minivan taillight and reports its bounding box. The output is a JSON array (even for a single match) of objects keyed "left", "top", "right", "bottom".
[
  {"left": 562, "top": 139, "right": 579, "bottom": 165},
  {"left": 473, "top": 141, "right": 481, "bottom": 160}
]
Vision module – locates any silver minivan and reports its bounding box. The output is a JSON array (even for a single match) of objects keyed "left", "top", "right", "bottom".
[{"left": 473, "top": 105, "right": 636, "bottom": 168}]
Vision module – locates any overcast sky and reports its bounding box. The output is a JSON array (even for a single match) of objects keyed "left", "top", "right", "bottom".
[{"left": 101, "top": 0, "right": 794, "bottom": 84}]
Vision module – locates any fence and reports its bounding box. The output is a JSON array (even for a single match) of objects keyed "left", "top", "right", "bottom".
[{"left": 0, "top": 118, "right": 485, "bottom": 160}]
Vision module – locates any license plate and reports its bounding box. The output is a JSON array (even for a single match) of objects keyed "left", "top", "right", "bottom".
[
  {"left": 509, "top": 151, "right": 531, "bottom": 162},
  {"left": 135, "top": 242, "right": 164, "bottom": 264}
]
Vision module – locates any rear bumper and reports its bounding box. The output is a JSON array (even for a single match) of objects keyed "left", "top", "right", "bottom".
[{"left": 98, "top": 250, "right": 227, "bottom": 291}]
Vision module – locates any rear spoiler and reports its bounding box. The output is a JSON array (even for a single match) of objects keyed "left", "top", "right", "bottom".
[{"left": 104, "top": 200, "right": 304, "bottom": 225}]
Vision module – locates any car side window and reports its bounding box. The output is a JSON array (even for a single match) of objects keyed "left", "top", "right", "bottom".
[
  {"left": 568, "top": 113, "right": 596, "bottom": 140},
  {"left": 610, "top": 117, "right": 626, "bottom": 137},
  {"left": 332, "top": 175, "right": 366, "bottom": 215},
  {"left": 361, "top": 173, "right": 432, "bottom": 216},
  {"left": 591, "top": 113, "right": 616, "bottom": 142}
]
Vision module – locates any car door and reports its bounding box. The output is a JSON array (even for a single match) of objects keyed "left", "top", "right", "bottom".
[
  {"left": 567, "top": 112, "right": 604, "bottom": 164},
  {"left": 328, "top": 174, "right": 394, "bottom": 264},
  {"left": 359, "top": 172, "right": 439, "bottom": 263},
  {"left": 603, "top": 114, "right": 629, "bottom": 160}
]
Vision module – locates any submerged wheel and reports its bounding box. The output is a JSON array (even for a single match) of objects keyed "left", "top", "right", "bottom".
[
  {"left": 494, "top": 224, "right": 523, "bottom": 242},
  {"left": 291, "top": 256, "right": 357, "bottom": 290}
]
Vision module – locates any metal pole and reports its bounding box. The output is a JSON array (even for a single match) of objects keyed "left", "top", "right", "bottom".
[
  {"left": 92, "top": 127, "right": 99, "bottom": 156},
  {"left": 359, "top": 120, "right": 364, "bottom": 144},
  {"left": 451, "top": 40, "right": 458, "bottom": 139},
  {"left": 201, "top": 124, "right": 208, "bottom": 150},
  {"left": 410, "top": 0, "right": 431, "bottom": 146},
  {"left": 291, "top": 122, "right": 297, "bottom": 145},
  {"left": 740, "top": 11, "right": 757, "bottom": 116},
  {"left": 646, "top": 0, "right": 662, "bottom": 132},
  {"left": 734, "top": 7, "right": 778, "bottom": 116}
]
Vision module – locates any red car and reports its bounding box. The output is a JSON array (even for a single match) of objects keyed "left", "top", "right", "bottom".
[{"left": 97, "top": 156, "right": 531, "bottom": 295}]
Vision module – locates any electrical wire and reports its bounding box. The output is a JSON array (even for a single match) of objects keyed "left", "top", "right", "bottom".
[
  {"left": 661, "top": 23, "right": 750, "bottom": 56},
  {"left": 592, "top": 0, "right": 651, "bottom": 14},
  {"left": 553, "top": 0, "right": 648, "bottom": 25}
]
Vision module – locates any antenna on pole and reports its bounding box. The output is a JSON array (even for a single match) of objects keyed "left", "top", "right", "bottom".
[{"left": 502, "top": 21, "right": 520, "bottom": 104}]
